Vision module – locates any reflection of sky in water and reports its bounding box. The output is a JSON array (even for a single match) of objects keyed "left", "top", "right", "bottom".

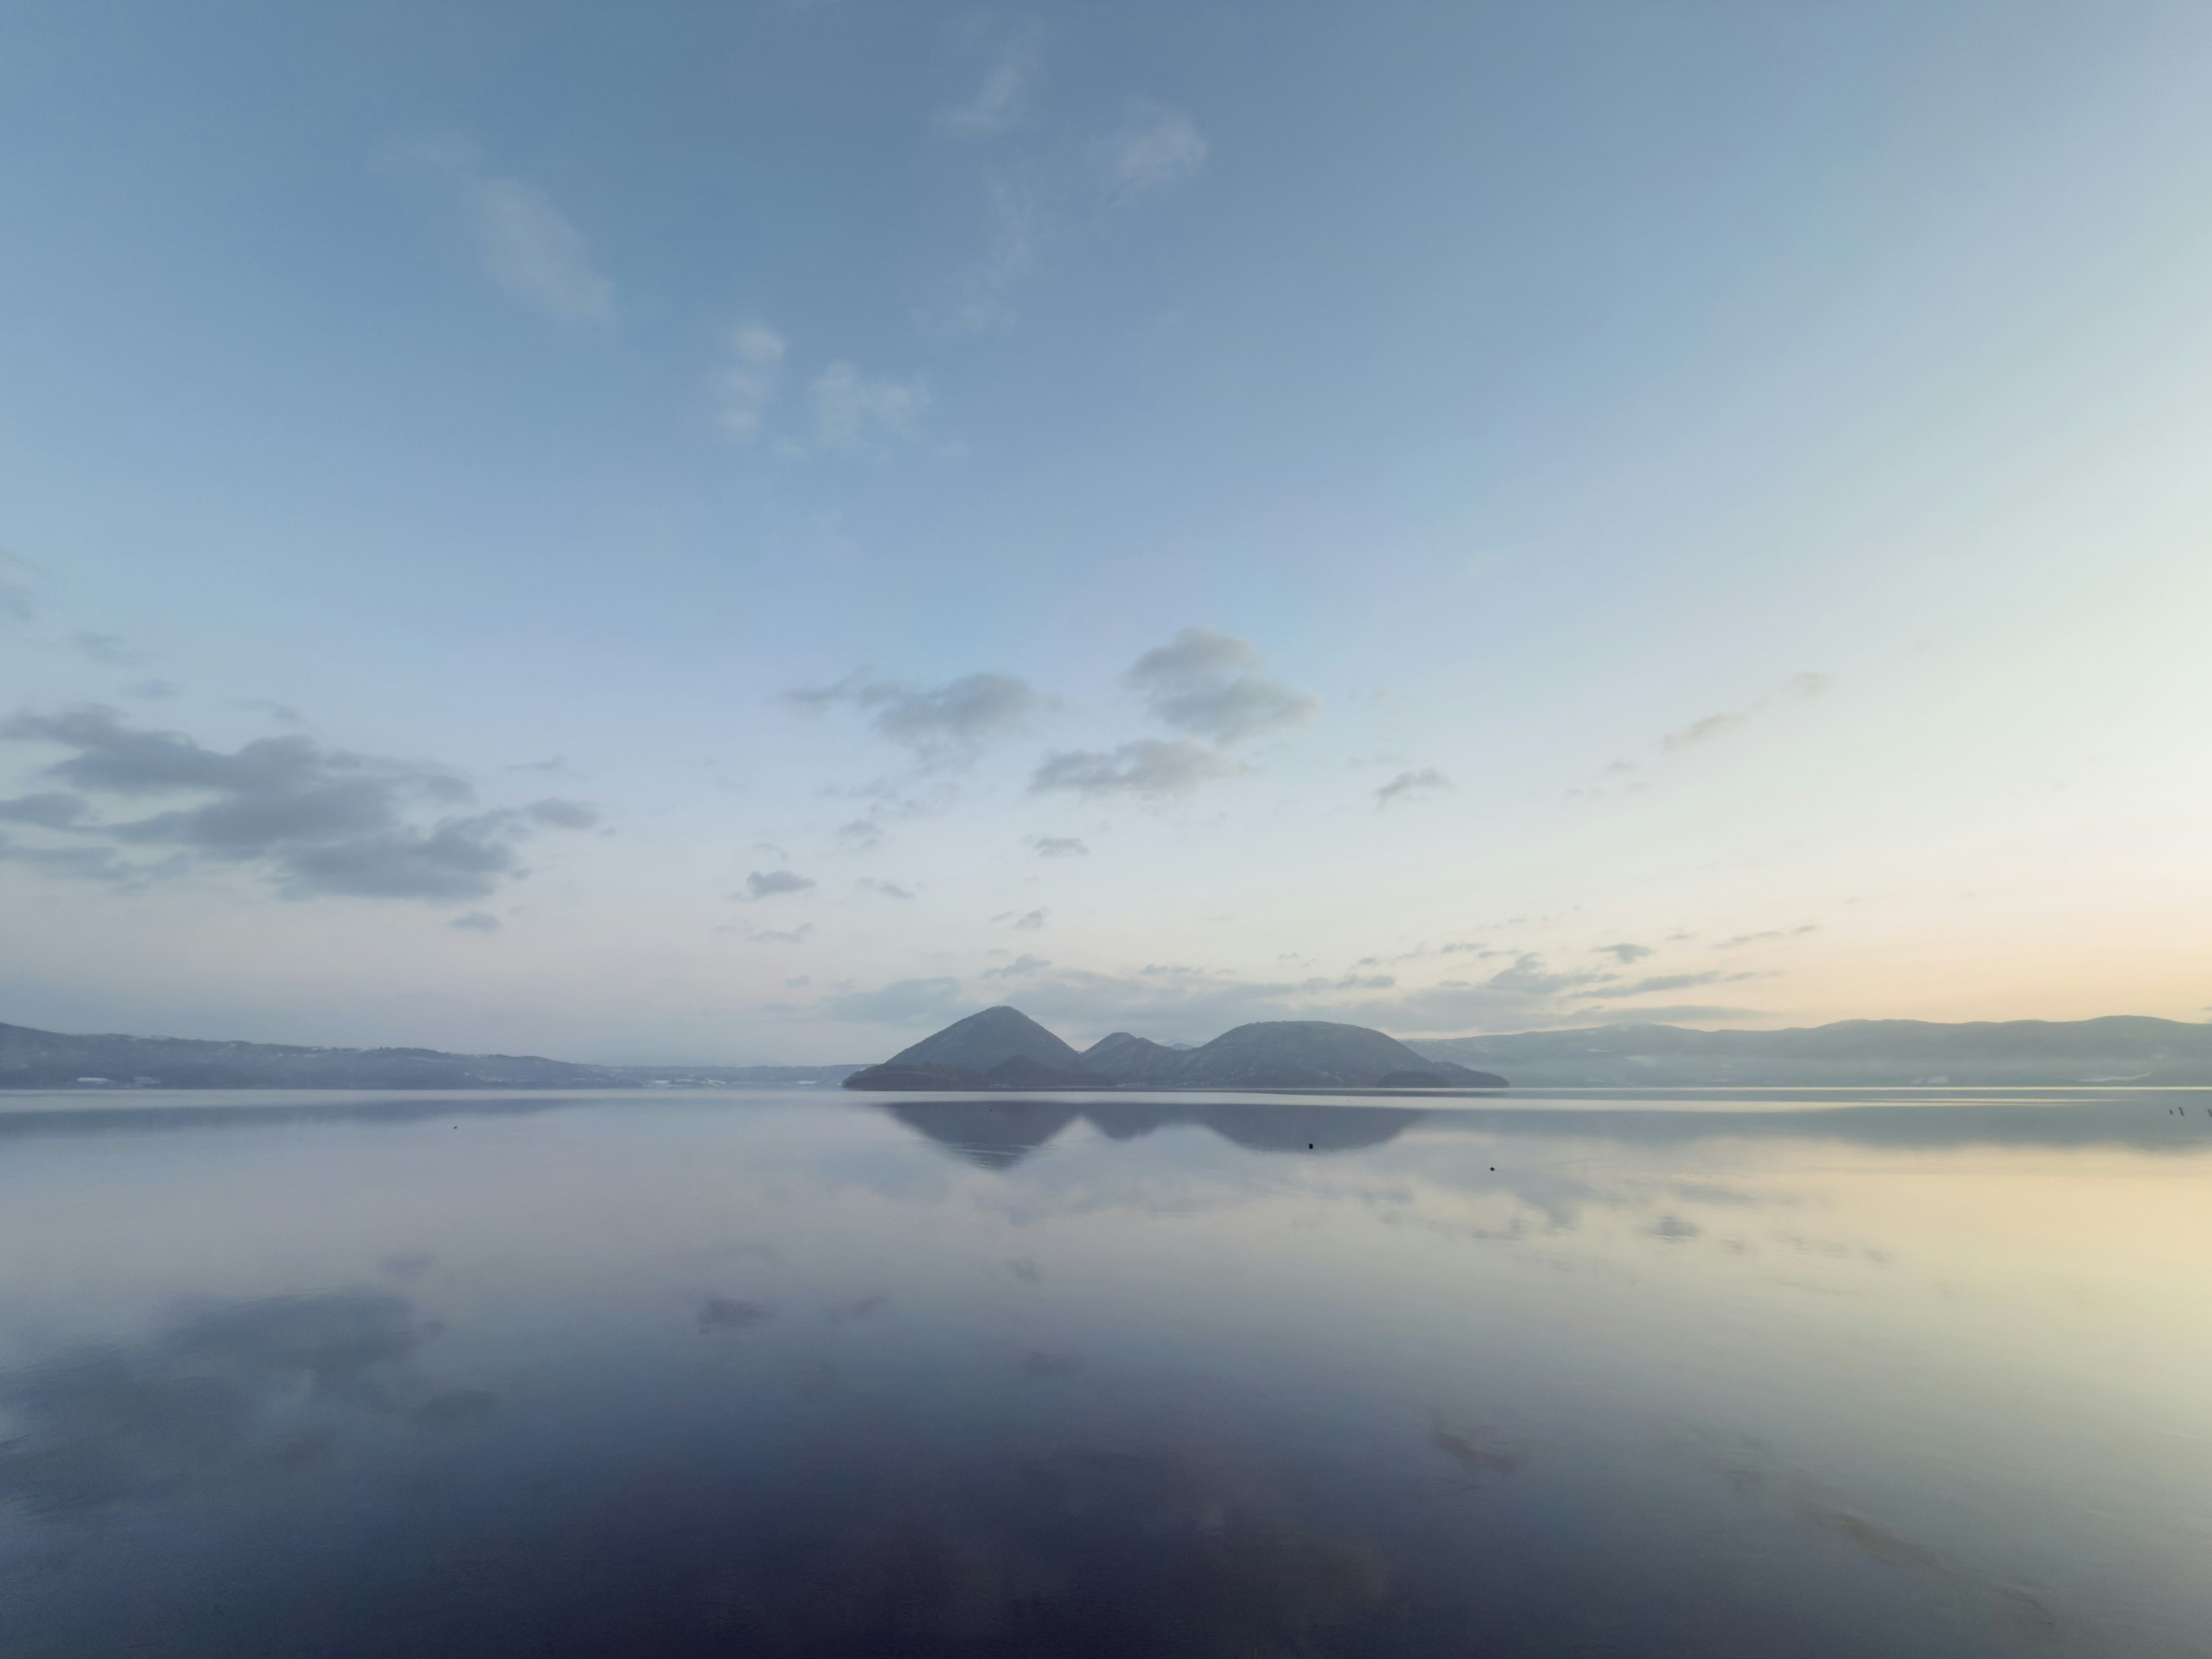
[{"left": 0, "top": 1090, "right": 2208, "bottom": 1656}]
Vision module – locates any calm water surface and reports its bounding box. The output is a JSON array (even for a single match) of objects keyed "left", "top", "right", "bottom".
[{"left": 0, "top": 1087, "right": 2207, "bottom": 1657}]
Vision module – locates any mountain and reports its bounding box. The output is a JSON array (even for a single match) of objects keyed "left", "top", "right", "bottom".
[
  {"left": 841, "top": 1007, "right": 1104, "bottom": 1092},
  {"left": 1410, "top": 1016, "right": 2212, "bottom": 1086},
  {"left": 0, "top": 1021, "right": 865, "bottom": 1091},
  {"left": 844, "top": 1009, "right": 1507, "bottom": 1092},
  {"left": 1160, "top": 1020, "right": 1503, "bottom": 1089},
  {"left": 1079, "top": 1031, "right": 1185, "bottom": 1082}
]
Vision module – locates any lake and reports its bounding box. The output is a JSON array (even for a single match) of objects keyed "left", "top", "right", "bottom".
[{"left": 1, "top": 1086, "right": 2207, "bottom": 1657}]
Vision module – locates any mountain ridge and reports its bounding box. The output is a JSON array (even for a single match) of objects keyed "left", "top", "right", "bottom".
[
  {"left": 1411, "top": 1015, "right": 2212, "bottom": 1086},
  {"left": 842, "top": 1007, "right": 1508, "bottom": 1092}
]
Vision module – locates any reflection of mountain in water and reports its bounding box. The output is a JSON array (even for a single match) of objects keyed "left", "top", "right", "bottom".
[
  {"left": 887, "top": 1100, "right": 1084, "bottom": 1170},
  {"left": 888, "top": 1099, "right": 1429, "bottom": 1169}
]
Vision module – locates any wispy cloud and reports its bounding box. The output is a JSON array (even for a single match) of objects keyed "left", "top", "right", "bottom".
[
  {"left": 810, "top": 362, "right": 929, "bottom": 449},
  {"left": 714, "top": 321, "right": 786, "bottom": 440},
  {"left": 74, "top": 632, "right": 147, "bottom": 666},
  {"left": 787, "top": 671, "right": 1044, "bottom": 768},
  {"left": 1376, "top": 768, "right": 1450, "bottom": 809},
  {"left": 0, "top": 551, "right": 36, "bottom": 623},
  {"left": 859, "top": 878, "right": 914, "bottom": 900},
  {"left": 937, "top": 25, "right": 1040, "bottom": 137},
  {"left": 1594, "top": 942, "right": 1653, "bottom": 964},
  {"left": 956, "top": 171, "right": 1050, "bottom": 332},
  {"left": 1030, "top": 738, "right": 1240, "bottom": 800},
  {"left": 384, "top": 141, "right": 613, "bottom": 324},
  {"left": 1094, "top": 100, "right": 1207, "bottom": 200},
  {"left": 1719, "top": 924, "right": 1818, "bottom": 948},
  {"left": 450, "top": 911, "right": 501, "bottom": 933},
  {"left": 1660, "top": 672, "right": 1832, "bottom": 752},
  {"left": 469, "top": 175, "right": 613, "bottom": 323},
  {"left": 1027, "top": 834, "right": 1088, "bottom": 858}
]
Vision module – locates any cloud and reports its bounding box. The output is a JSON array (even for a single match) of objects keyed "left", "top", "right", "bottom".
[
  {"left": 836, "top": 819, "right": 884, "bottom": 853},
  {"left": 1095, "top": 100, "right": 1207, "bottom": 199},
  {"left": 74, "top": 631, "right": 146, "bottom": 666},
  {"left": 1477, "top": 952, "right": 1613, "bottom": 998},
  {"left": 450, "top": 911, "right": 501, "bottom": 933},
  {"left": 0, "top": 791, "right": 88, "bottom": 828},
  {"left": 981, "top": 953, "right": 1051, "bottom": 980},
  {"left": 821, "top": 976, "right": 967, "bottom": 1025},
  {"left": 1030, "top": 738, "right": 1241, "bottom": 800},
  {"left": 1007, "top": 908, "right": 1047, "bottom": 931},
  {"left": 125, "top": 679, "right": 179, "bottom": 700},
  {"left": 471, "top": 175, "right": 613, "bottom": 323},
  {"left": 1126, "top": 627, "right": 1318, "bottom": 745},
  {"left": 524, "top": 797, "right": 599, "bottom": 830},
  {"left": 236, "top": 699, "right": 302, "bottom": 724},
  {"left": 0, "top": 706, "right": 559, "bottom": 902},
  {"left": 1594, "top": 942, "right": 1653, "bottom": 964},
  {"left": 811, "top": 362, "right": 928, "bottom": 449},
  {"left": 938, "top": 28, "right": 1039, "bottom": 137},
  {"left": 1660, "top": 673, "right": 1833, "bottom": 753},
  {"left": 0, "top": 834, "right": 142, "bottom": 883},
  {"left": 1609, "top": 971, "right": 1726, "bottom": 997},
  {"left": 1376, "top": 768, "right": 1450, "bottom": 808},
  {"left": 752, "top": 923, "right": 814, "bottom": 945},
  {"left": 0, "top": 554, "right": 35, "bottom": 623},
  {"left": 743, "top": 869, "right": 816, "bottom": 900},
  {"left": 384, "top": 141, "right": 613, "bottom": 324},
  {"left": 1660, "top": 712, "right": 1747, "bottom": 751},
  {"left": 859, "top": 878, "right": 914, "bottom": 900},
  {"left": 788, "top": 671, "right": 1043, "bottom": 767},
  {"left": 1027, "top": 834, "right": 1088, "bottom": 858},
  {"left": 1719, "top": 925, "right": 1818, "bottom": 948},
  {"left": 958, "top": 171, "right": 1050, "bottom": 332},
  {"left": 714, "top": 321, "right": 785, "bottom": 440}
]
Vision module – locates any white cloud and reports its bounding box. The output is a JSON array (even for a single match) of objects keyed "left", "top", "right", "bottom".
[
  {"left": 811, "top": 362, "right": 929, "bottom": 449},
  {"left": 938, "top": 30, "right": 1039, "bottom": 137},
  {"left": 1096, "top": 101, "right": 1207, "bottom": 200},
  {"left": 714, "top": 321, "right": 786, "bottom": 440},
  {"left": 957, "top": 172, "right": 1048, "bottom": 332},
  {"left": 470, "top": 175, "right": 614, "bottom": 323}
]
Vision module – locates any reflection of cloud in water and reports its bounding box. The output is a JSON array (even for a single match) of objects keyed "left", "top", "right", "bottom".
[
  {"left": 0, "top": 1291, "right": 484, "bottom": 1516},
  {"left": 710, "top": 1444, "right": 1397, "bottom": 1655},
  {"left": 699, "top": 1297, "right": 774, "bottom": 1332},
  {"left": 1430, "top": 1419, "right": 1522, "bottom": 1484},
  {"left": 1676, "top": 1425, "right": 2063, "bottom": 1643}
]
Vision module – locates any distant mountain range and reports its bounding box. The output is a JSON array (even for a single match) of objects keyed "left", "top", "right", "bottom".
[
  {"left": 0, "top": 1021, "right": 862, "bottom": 1092},
  {"left": 840, "top": 1007, "right": 1508, "bottom": 1092},
  {"left": 10, "top": 1010, "right": 2211, "bottom": 1094},
  {"left": 1410, "top": 1016, "right": 2212, "bottom": 1086}
]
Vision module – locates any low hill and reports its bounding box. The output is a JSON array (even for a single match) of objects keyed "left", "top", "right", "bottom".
[{"left": 1410, "top": 1016, "right": 2212, "bottom": 1086}]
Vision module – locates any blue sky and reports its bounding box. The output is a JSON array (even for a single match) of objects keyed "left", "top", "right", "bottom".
[{"left": 3, "top": 1, "right": 2209, "bottom": 1062}]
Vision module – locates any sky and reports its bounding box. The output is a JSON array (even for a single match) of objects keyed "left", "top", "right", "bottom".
[{"left": 2, "top": 0, "right": 2209, "bottom": 1063}]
